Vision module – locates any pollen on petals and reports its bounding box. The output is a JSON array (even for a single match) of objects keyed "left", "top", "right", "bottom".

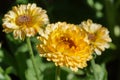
[
  {"left": 80, "top": 19, "right": 112, "bottom": 55},
  {"left": 2, "top": 3, "right": 49, "bottom": 40},
  {"left": 37, "top": 22, "right": 93, "bottom": 72}
]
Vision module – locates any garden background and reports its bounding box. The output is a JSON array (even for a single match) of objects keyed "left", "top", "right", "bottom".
[{"left": 0, "top": 0, "right": 120, "bottom": 80}]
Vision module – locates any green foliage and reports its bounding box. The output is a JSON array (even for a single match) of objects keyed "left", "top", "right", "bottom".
[
  {"left": 0, "top": 0, "right": 120, "bottom": 80},
  {"left": 0, "top": 67, "right": 11, "bottom": 80}
]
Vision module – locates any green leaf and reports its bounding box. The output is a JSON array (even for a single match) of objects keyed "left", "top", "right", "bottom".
[
  {"left": 15, "top": 44, "right": 28, "bottom": 53},
  {"left": 0, "top": 49, "right": 4, "bottom": 62},
  {"left": 0, "top": 67, "right": 11, "bottom": 80},
  {"left": 90, "top": 63, "right": 108, "bottom": 80},
  {"left": 14, "top": 51, "right": 28, "bottom": 80},
  {"left": 25, "top": 55, "right": 42, "bottom": 80},
  {"left": 5, "top": 66, "right": 14, "bottom": 74}
]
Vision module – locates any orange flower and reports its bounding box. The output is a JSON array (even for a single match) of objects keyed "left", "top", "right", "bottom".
[
  {"left": 2, "top": 3, "right": 49, "bottom": 40},
  {"left": 37, "top": 22, "right": 92, "bottom": 71},
  {"left": 80, "top": 19, "right": 112, "bottom": 55}
]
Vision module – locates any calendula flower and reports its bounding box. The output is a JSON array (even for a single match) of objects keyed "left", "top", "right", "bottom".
[
  {"left": 80, "top": 19, "right": 112, "bottom": 55},
  {"left": 2, "top": 3, "right": 49, "bottom": 40},
  {"left": 37, "top": 22, "right": 92, "bottom": 72}
]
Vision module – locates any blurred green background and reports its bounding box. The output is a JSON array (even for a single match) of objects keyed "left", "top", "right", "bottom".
[{"left": 0, "top": 0, "right": 120, "bottom": 80}]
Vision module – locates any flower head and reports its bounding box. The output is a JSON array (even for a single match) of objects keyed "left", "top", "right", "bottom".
[
  {"left": 37, "top": 22, "right": 92, "bottom": 71},
  {"left": 2, "top": 3, "right": 49, "bottom": 40},
  {"left": 80, "top": 19, "right": 112, "bottom": 55}
]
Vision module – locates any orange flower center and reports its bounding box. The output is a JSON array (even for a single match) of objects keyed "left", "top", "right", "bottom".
[
  {"left": 88, "top": 33, "right": 96, "bottom": 41},
  {"left": 60, "top": 36, "right": 76, "bottom": 48},
  {"left": 16, "top": 15, "right": 32, "bottom": 26}
]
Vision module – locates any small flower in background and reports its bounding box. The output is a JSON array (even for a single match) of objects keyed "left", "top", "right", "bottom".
[
  {"left": 2, "top": 3, "right": 49, "bottom": 40},
  {"left": 37, "top": 22, "right": 93, "bottom": 72},
  {"left": 80, "top": 19, "right": 112, "bottom": 55}
]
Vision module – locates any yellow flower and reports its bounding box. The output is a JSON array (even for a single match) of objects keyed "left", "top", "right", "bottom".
[
  {"left": 80, "top": 19, "right": 112, "bottom": 55},
  {"left": 37, "top": 22, "right": 92, "bottom": 72},
  {"left": 2, "top": 3, "right": 49, "bottom": 40}
]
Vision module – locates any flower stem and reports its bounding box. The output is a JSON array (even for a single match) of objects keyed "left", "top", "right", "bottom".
[
  {"left": 55, "top": 66, "right": 61, "bottom": 80},
  {"left": 90, "top": 59, "right": 98, "bottom": 80},
  {"left": 26, "top": 38, "right": 40, "bottom": 80}
]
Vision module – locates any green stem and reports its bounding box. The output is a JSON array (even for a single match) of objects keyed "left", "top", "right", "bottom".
[
  {"left": 105, "top": 0, "right": 116, "bottom": 38},
  {"left": 55, "top": 66, "right": 61, "bottom": 80},
  {"left": 26, "top": 38, "right": 40, "bottom": 80},
  {"left": 90, "top": 59, "right": 98, "bottom": 80}
]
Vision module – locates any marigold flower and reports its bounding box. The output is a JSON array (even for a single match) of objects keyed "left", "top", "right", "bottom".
[
  {"left": 2, "top": 3, "right": 49, "bottom": 40},
  {"left": 80, "top": 19, "right": 112, "bottom": 55},
  {"left": 37, "top": 22, "right": 92, "bottom": 72}
]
